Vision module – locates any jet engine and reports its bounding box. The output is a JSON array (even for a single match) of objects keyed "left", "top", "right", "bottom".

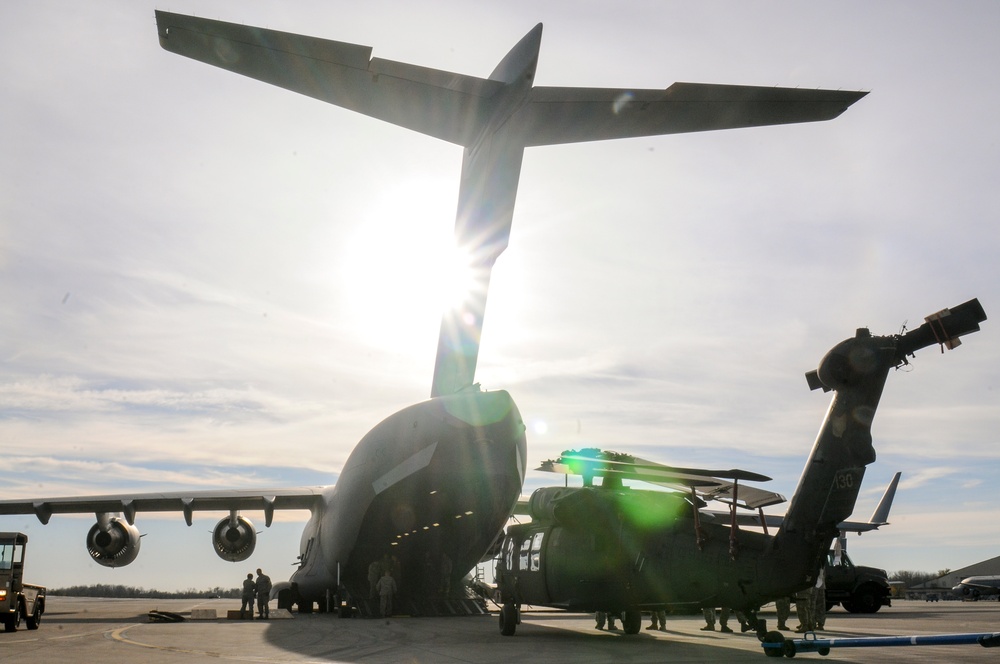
[
  {"left": 212, "top": 514, "right": 256, "bottom": 562},
  {"left": 87, "top": 515, "right": 141, "bottom": 568}
]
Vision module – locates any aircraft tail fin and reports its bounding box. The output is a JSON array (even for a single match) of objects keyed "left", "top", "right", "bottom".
[
  {"left": 488, "top": 23, "right": 542, "bottom": 84},
  {"left": 833, "top": 471, "right": 901, "bottom": 534},
  {"left": 867, "top": 471, "right": 901, "bottom": 526}
]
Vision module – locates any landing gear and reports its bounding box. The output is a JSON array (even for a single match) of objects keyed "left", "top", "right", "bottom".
[
  {"left": 499, "top": 602, "right": 518, "bottom": 636},
  {"left": 621, "top": 609, "right": 642, "bottom": 635},
  {"left": 746, "top": 612, "right": 765, "bottom": 638}
]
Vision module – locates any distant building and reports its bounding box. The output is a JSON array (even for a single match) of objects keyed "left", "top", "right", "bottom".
[{"left": 909, "top": 555, "right": 1000, "bottom": 597}]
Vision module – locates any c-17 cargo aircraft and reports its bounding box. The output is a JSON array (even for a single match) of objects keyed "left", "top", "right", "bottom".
[
  {"left": 0, "top": 13, "right": 866, "bottom": 614},
  {"left": 495, "top": 300, "right": 985, "bottom": 635}
]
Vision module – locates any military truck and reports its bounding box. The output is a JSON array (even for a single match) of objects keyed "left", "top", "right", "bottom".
[
  {"left": 824, "top": 549, "right": 890, "bottom": 613},
  {"left": 1, "top": 532, "right": 45, "bottom": 631}
]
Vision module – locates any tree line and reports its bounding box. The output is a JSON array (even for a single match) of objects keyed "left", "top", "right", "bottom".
[
  {"left": 48, "top": 584, "right": 240, "bottom": 599},
  {"left": 889, "top": 570, "right": 952, "bottom": 588}
]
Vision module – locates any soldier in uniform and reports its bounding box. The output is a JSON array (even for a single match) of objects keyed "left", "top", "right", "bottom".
[
  {"left": 812, "top": 568, "right": 827, "bottom": 630},
  {"left": 368, "top": 560, "right": 381, "bottom": 599},
  {"left": 595, "top": 611, "right": 618, "bottom": 630},
  {"left": 794, "top": 587, "right": 814, "bottom": 632},
  {"left": 240, "top": 573, "right": 256, "bottom": 619},
  {"left": 646, "top": 609, "right": 667, "bottom": 631},
  {"left": 702, "top": 606, "right": 747, "bottom": 633},
  {"left": 255, "top": 568, "right": 272, "bottom": 619},
  {"left": 775, "top": 596, "right": 792, "bottom": 631},
  {"left": 376, "top": 569, "right": 397, "bottom": 622}
]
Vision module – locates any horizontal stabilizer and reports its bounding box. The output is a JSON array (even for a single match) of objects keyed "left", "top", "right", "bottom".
[
  {"left": 522, "top": 83, "right": 867, "bottom": 146},
  {"left": 730, "top": 471, "right": 901, "bottom": 532},
  {"left": 155, "top": 11, "right": 500, "bottom": 146}
]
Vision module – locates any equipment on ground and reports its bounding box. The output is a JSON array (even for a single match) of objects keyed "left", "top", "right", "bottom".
[
  {"left": 0, "top": 532, "right": 45, "bottom": 632},
  {"left": 761, "top": 630, "right": 1000, "bottom": 657}
]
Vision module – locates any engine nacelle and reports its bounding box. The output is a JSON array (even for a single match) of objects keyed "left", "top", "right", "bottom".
[
  {"left": 87, "top": 516, "right": 141, "bottom": 568},
  {"left": 212, "top": 515, "right": 256, "bottom": 562}
]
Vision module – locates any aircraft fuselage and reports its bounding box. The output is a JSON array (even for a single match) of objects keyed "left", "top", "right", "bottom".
[
  {"left": 290, "top": 388, "right": 526, "bottom": 605},
  {"left": 499, "top": 488, "right": 777, "bottom": 613}
]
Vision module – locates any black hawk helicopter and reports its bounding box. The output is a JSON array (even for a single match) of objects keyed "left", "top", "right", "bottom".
[{"left": 494, "top": 298, "right": 986, "bottom": 636}]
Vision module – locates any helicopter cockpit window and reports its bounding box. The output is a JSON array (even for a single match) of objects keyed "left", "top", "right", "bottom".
[
  {"left": 519, "top": 535, "right": 532, "bottom": 571},
  {"left": 503, "top": 536, "right": 516, "bottom": 571},
  {"left": 530, "top": 531, "right": 544, "bottom": 572}
]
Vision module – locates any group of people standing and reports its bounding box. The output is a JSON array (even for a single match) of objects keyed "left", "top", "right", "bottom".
[
  {"left": 596, "top": 569, "right": 828, "bottom": 635},
  {"left": 239, "top": 568, "right": 273, "bottom": 620}
]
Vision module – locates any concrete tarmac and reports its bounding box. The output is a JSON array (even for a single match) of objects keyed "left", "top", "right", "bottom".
[{"left": 2, "top": 597, "right": 998, "bottom": 663}]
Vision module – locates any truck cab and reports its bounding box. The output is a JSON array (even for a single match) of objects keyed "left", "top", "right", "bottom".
[
  {"left": 824, "top": 549, "right": 890, "bottom": 613},
  {"left": 1, "top": 532, "right": 45, "bottom": 631}
]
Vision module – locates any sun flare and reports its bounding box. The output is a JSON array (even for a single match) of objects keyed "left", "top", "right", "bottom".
[{"left": 340, "top": 178, "right": 478, "bottom": 350}]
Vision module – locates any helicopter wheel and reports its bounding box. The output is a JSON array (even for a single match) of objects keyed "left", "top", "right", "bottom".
[
  {"left": 499, "top": 602, "right": 517, "bottom": 636},
  {"left": 621, "top": 609, "right": 642, "bottom": 634}
]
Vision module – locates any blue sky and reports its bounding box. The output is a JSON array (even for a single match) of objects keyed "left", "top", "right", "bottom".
[{"left": 2, "top": 1, "right": 999, "bottom": 591}]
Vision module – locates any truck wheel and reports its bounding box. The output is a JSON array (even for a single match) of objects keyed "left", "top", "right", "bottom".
[
  {"left": 25, "top": 606, "right": 41, "bottom": 630},
  {"left": 845, "top": 586, "right": 882, "bottom": 614},
  {"left": 4, "top": 605, "right": 22, "bottom": 632}
]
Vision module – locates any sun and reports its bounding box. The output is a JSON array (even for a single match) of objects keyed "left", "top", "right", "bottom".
[{"left": 340, "top": 178, "right": 478, "bottom": 351}]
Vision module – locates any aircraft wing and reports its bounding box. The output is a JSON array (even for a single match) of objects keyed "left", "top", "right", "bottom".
[
  {"left": 520, "top": 83, "right": 868, "bottom": 147},
  {"left": 155, "top": 11, "right": 500, "bottom": 147},
  {"left": 0, "top": 487, "right": 325, "bottom": 527}
]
